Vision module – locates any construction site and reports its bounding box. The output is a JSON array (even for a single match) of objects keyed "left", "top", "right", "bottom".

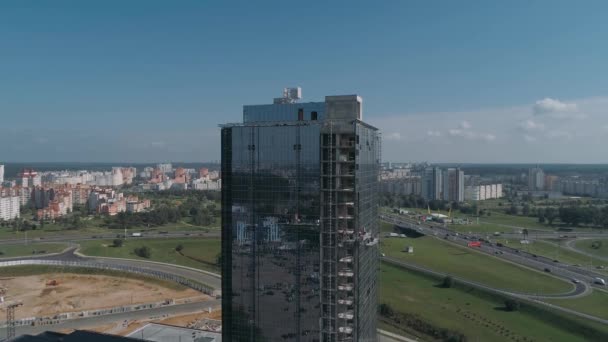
[{"left": 0, "top": 269, "right": 221, "bottom": 341}]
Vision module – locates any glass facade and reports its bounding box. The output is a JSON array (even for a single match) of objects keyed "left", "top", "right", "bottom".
[{"left": 222, "top": 95, "right": 379, "bottom": 342}]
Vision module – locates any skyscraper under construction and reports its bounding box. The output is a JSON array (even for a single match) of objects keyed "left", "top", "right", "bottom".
[{"left": 221, "top": 88, "right": 380, "bottom": 341}]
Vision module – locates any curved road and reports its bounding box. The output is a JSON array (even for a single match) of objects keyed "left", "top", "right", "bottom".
[
  {"left": 382, "top": 257, "right": 608, "bottom": 326},
  {"left": 2, "top": 247, "right": 221, "bottom": 291},
  {"left": 382, "top": 214, "right": 608, "bottom": 291},
  {"left": 564, "top": 238, "right": 608, "bottom": 263}
]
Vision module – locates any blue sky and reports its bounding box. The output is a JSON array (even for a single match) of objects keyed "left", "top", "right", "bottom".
[{"left": 2, "top": 0, "right": 608, "bottom": 162}]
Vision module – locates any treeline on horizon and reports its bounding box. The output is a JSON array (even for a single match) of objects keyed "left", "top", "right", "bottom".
[{"left": 0, "top": 162, "right": 220, "bottom": 178}]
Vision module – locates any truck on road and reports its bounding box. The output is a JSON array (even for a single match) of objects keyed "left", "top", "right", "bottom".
[{"left": 131, "top": 232, "right": 142, "bottom": 237}]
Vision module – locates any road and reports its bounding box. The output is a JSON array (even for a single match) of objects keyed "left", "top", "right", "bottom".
[
  {"left": 382, "top": 256, "right": 608, "bottom": 326},
  {"left": 2, "top": 247, "right": 222, "bottom": 291},
  {"left": 564, "top": 238, "right": 608, "bottom": 263},
  {"left": 382, "top": 213, "right": 608, "bottom": 292},
  {"left": 0, "top": 300, "right": 221, "bottom": 338},
  {"left": 0, "top": 230, "right": 220, "bottom": 246}
]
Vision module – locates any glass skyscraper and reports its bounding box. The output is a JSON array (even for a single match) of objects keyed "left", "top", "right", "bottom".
[{"left": 221, "top": 90, "right": 380, "bottom": 341}]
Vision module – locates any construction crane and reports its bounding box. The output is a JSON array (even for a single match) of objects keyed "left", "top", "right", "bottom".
[{"left": 1, "top": 287, "right": 23, "bottom": 341}]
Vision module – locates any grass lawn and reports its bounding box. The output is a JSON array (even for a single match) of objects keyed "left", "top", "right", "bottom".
[
  {"left": 546, "top": 290, "right": 608, "bottom": 321},
  {"left": 0, "top": 226, "right": 108, "bottom": 240},
  {"left": 379, "top": 262, "right": 608, "bottom": 342},
  {"left": 78, "top": 237, "right": 221, "bottom": 272},
  {"left": 381, "top": 236, "right": 573, "bottom": 295},
  {"left": 0, "top": 242, "right": 68, "bottom": 258},
  {"left": 481, "top": 212, "right": 552, "bottom": 230},
  {"left": 574, "top": 239, "right": 608, "bottom": 259},
  {"left": 449, "top": 222, "right": 519, "bottom": 235}
]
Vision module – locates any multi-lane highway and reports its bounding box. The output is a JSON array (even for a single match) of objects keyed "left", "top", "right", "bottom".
[{"left": 381, "top": 213, "right": 607, "bottom": 293}]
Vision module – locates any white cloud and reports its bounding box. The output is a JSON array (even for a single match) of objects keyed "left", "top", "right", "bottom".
[
  {"left": 532, "top": 97, "right": 585, "bottom": 119},
  {"left": 369, "top": 95, "right": 608, "bottom": 163},
  {"left": 447, "top": 122, "right": 496, "bottom": 142},
  {"left": 519, "top": 119, "right": 545, "bottom": 132},
  {"left": 533, "top": 98, "right": 578, "bottom": 115},
  {"left": 149, "top": 141, "right": 167, "bottom": 147},
  {"left": 459, "top": 121, "right": 471, "bottom": 129},
  {"left": 385, "top": 132, "right": 402, "bottom": 141},
  {"left": 545, "top": 130, "right": 572, "bottom": 140}
]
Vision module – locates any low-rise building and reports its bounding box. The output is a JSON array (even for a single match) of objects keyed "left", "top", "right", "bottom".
[{"left": 465, "top": 184, "right": 503, "bottom": 201}]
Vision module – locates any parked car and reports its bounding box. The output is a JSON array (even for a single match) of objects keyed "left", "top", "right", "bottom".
[{"left": 544, "top": 268, "right": 551, "bottom": 273}]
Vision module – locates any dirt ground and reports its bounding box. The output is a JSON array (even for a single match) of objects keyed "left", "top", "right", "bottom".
[{"left": 0, "top": 273, "right": 204, "bottom": 319}]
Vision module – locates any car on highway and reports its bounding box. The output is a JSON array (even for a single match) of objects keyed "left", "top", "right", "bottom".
[
  {"left": 571, "top": 278, "right": 581, "bottom": 284},
  {"left": 594, "top": 277, "right": 606, "bottom": 285},
  {"left": 544, "top": 268, "right": 551, "bottom": 273}
]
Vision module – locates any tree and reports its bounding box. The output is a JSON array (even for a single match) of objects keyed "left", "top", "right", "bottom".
[
  {"left": 442, "top": 276, "right": 454, "bottom": 288},
  {"left": 216, "top": 252, "right": 223, "bottom": 266},
  {"left": 522, "top": 204, "right": 531, "bottom": 216},
  {"left": 544, "top": 207, "right": 558, "bottom": 225},
  {"left": 378, "top": 303, "right": 394, "bottom": 317},
  {"left": 504, "top": 299, "right": 520, "bottom": 312},
  {"left": 134, "top": 246, "right": 151, "bottom": 258},
  {"left": 112, "top": 239, "right": 124, "bottom": 247},
  {"left": 175, "top": 244, "right": 184, "bottom": 252}
]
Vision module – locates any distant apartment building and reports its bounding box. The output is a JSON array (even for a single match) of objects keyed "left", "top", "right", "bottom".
[
  {"left": 34, "top": 187, "right": 73, "bottom": 220},
  {"left": 89, "top": 189, "right": 150, "bottom": 215},
  {"left": 442, "top": 168, "right": 465, "bottom": 202},
  {"left": 0, "top": 195, "right": 20, "bottom": 221},
  {"left": 173, "top": 167, "right": 189, "bottom": 184},
  {"left": 157, "top": 163, "right": 173, "bottom": 174},
  {"left": 544, "top": 175, "right": 559, "bottom": 191},
  {"left": 126, "top": 196, "right": 151, "bottom": 213},
  {"left": 71, "top": 184, "right": 92, "bottom": 205},
  {"left": 421, "top": 167, "right": 443, "bottom": 200},
  {"left": 19, "top": 169, "right": 41, "bottom": 188},
  {"left": 199, "top": 168, "right": 209, "bottom": 178},
  {"left": 380, "top": 177, "right": 422, "bottom": 196},
  {"left": 192, "top": 178, "right": 221, "bottom": 191},
  {"left": 528, "top": 167, "right": 545, "bottom": 190},
  {"left": 139, "top": 166, "right": 155, "bottom": 179},
  {"left": 0, "top": 164, "right": 4, "bottom": 183},
  {"left": 465, "top": 184, "right": 503, "bottom": 201},
  {"left": 557, "top": 178, "right": 608, "bottom": 198}
]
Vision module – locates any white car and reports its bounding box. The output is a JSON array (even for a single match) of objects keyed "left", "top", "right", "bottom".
[
  {"left": 594, "top": 277, "right": 606, "bottom": 286},
  {"left": 571, "top": 278, "right": 580, "bottom": 284}
]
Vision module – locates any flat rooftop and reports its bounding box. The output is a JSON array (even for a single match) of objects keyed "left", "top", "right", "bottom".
[{"left": 126, "top": 323, "right": 221, "bottom": 342}]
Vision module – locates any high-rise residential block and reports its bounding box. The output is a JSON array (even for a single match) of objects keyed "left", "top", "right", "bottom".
[
  {"left": 528, "top": 167, "right": 545, "bottom": 191},
  {"left": 221, "top": 90, "right": 380, "bottom": 341}
]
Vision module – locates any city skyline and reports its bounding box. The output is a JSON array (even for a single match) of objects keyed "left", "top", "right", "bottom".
[{"left": 2, "top": 1, "right": 608, "bottom": 163}]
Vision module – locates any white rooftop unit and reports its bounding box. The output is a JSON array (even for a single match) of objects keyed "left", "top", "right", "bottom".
[{"left": 273, "top": 87, "right": 302, "bottom": 104}]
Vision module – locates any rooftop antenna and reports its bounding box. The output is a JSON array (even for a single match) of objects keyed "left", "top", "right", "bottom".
[{"left": 273, "top": 87, "right": 302, "bottom": 104}]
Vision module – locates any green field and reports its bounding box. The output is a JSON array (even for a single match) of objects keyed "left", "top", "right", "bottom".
[
  {"left": 0, "top": 219, "right": 217, "bottom": 241},
  {"left": 450, "top": 222, "right": 519, "bottom": 234},
  {"left": 546, "top": 290, "right": 608, "bottom": 321},
  {"left": 0, "top": 242, "right": 68, "bottom": 258},
  {"left": 381, "top": 236, "right": 573, "bottom": 294},
  {"left": 481, "top": 212, "right": 552, "bottom": 230},
  {"left": 573, "top": 239, "right": 608, "bottom": 259},
  {"left": 379, "top": 263, "right": 608, "bottom": 342},
  {"left": 78, "top": 237, "right": 221, "bottom": 272}
]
